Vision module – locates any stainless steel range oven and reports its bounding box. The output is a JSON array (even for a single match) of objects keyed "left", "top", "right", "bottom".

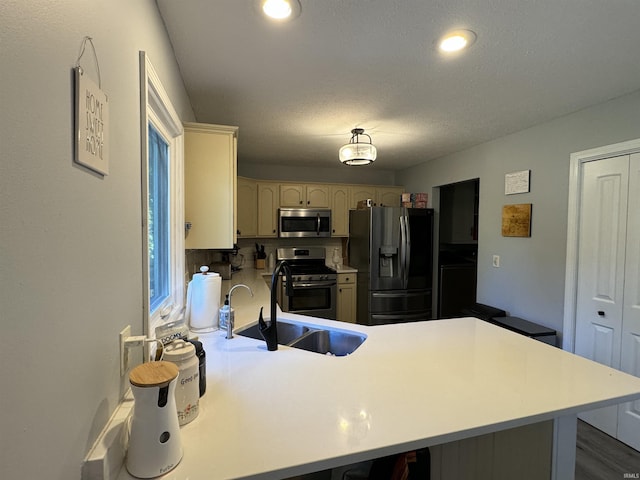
[{"left": 276, "top": 247, "right": 337, "bottom": 320}]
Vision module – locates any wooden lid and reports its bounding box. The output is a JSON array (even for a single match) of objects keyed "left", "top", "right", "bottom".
[{"left": 129, "top": 361, "right": 179, "bottom": 388}]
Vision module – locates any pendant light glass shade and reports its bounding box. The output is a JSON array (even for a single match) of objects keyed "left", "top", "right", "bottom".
[{"left": 339, "top": 128, "right": 377, "bottom": 166}]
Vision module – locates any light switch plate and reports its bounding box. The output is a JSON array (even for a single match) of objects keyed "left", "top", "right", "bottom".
[{"left": 492, "top": 255, "right": 500, "bottom": 268}]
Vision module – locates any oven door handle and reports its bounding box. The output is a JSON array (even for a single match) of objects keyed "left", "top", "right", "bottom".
[{"left": 290, "top": 281, "right": 337, "bottom": 288}]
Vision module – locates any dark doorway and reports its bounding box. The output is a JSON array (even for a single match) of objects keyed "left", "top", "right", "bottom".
[{"left": 437, "top": 179, "right": 479, "bottom": 318}]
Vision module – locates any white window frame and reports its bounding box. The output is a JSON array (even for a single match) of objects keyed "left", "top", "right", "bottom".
[{"left": 140, "top": 51, "right": 185, "bottom": 336}]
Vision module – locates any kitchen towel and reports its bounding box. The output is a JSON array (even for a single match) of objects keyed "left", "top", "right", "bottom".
[{"left": 185, "top": 271, "right": 221, "bottom": 332}]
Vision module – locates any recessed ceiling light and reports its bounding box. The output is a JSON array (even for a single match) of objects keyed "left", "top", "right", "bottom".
[
  {"left": 257, "top": 0, "right": 301, "bottom": 21},
  {"left": 438, "top": 29, "right": 477, "bottom": 53}
]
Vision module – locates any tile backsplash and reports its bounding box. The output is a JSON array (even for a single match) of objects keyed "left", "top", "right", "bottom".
[{"left": 185, "top": 237, "right": 346, "bottom": 282}]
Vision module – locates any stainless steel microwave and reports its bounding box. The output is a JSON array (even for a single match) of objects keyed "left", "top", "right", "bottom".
[{"left": 278, "top": 208, "right": 331, "bottom": 238}]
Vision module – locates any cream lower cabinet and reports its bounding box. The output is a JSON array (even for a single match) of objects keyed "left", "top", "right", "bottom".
[
  {"left": 184, "top": 122, "right": 238, "bottom": 249},
  {"left": 257, "top": 181, "right": 279, "bottom": 237},
  {"left": 337, "top": 273, "right": 357, "bottom": 323},
  {"left": 430, "top": 420, "right": 552, "bottom": 480},
  {"left": 237, "top": 176, "right": 257, "bottom": 238}
]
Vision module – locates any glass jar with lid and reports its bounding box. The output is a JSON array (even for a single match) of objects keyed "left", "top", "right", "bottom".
[{"left": 163, "top": 340, "right": 199, "bottom": 425}]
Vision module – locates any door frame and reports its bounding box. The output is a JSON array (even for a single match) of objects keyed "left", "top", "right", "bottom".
[
  {"left": 563, "top": 137, "right": 640, "bottom": 352},
  {"left": 434, "top": 178, "right": 479, "bottom": 319}
]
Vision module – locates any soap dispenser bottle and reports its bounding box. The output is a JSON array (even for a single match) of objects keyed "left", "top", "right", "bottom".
[{"left": 219, "top": 295, "right": 231, "bottom": 333}]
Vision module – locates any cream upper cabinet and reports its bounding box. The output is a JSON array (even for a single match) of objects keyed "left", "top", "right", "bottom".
[
  {"left": 279, "top": 184, "right": 304, "bottom": 207},
  {"left": 306, "top": 184, "right": 330, "bottom": 207},
  {"left": 337, "top": 273, "right": 357, "bottom": 323},
  {"left": 377, "top": 186, "right": 404, "bottom": 207},
  {"left": 237, "top": 176, "right": 257, "bottom": 238},
  {"left": 280, "top": 184, "right": 330, "bottom": 207},
  {"left": 184, "top": 122, "right": 238, "bottom": 249},
  {"left": 330, "top": 185, "right": 349, "bottom": 236},
  {"left": 234, "top": 179, "right": 404, "bottom": 238},
  {"left": 257, "top": 181, "right": 279, "bottom": 237},
  {"left": 349, "top": 185, "right": 378, "bottom": 209}
]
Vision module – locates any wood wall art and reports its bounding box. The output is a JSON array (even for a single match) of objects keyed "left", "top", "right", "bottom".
[{"left": 502, "top": 203, "right": 532, "bottom": 237}]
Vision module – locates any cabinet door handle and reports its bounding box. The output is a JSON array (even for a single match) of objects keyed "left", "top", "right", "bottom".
[
  {"left": 597, "top": 310, "right": 605, "bottom": 317},
  {"left": 339, "top": 288, "right": 342, "bottom": 293}
]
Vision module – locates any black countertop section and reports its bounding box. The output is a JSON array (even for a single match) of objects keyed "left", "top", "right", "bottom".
[{"left": 439, "top": 243, "right": 477, "bottom": 266}]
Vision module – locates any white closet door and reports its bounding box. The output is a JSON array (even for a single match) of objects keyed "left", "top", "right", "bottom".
[
  {"left": 574, "top": 154, "right": 629, "bottom": 436},
  {"left": 618, "top": 152, "right": 640, "bottom": 450}
]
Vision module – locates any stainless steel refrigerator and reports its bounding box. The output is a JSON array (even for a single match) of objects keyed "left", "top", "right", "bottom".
[{"left": 349, "top": 207, "right": 434, "bottom": 325}]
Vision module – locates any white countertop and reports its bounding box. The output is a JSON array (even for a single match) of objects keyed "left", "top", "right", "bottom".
[
  {"left": 116, "top": 269, "right": 640, "bottom": 479},
  {"left": 334, "top": 265, "right": 358, "bottom": 274}
]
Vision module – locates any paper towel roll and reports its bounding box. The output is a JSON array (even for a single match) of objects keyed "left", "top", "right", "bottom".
[{"left": 186, "top": 271, "right": 221, "bottom": 332}]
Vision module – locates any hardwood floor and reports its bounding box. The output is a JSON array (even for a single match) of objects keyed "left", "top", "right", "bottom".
[{"left": 576, "top": 419, "right": 640, "bottom": 479}]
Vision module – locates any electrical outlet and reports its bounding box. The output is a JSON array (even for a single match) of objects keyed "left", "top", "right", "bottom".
[
  {"left": 120, "top": 325, "right": 131, "bottom": 376},
  {"left": 492, "top": 255, "right": 500, "bottom": 268}
]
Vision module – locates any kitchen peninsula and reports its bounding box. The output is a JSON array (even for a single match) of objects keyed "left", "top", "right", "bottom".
[{"left": 114, "top": 268, "right": 640, "bottom": 480}]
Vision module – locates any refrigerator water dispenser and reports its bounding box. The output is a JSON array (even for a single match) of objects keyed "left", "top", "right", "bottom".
[{"left": 379, "top": 245, "right": 398, "bottom": 277}]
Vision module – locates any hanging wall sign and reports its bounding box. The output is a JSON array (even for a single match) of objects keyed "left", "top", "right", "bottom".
[
  {"left": 504, "top": 169, "right": 530, "bottom": 195},
  {"left": 74, "top": 67, "right": 109, "bottom": 175}
]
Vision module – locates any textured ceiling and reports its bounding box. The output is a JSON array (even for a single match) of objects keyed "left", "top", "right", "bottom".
[{"left": 156, "top": 0, "right": 640, "bottom": 171}]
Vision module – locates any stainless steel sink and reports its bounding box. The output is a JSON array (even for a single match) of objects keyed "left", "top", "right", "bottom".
[
  {"left": 235, "top": 320, "right": 366, "bottom": 356},
  {"left": 235, "top": 320, "right": 310, "bottom": 345},
  {"left": 289, "top": 329, "right": 366, "bottom": 356}
]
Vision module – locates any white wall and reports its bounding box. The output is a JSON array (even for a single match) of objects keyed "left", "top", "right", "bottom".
[
  {"left": 0, "top": 1, "right": 194, "bottom": 478},
  {"left": 239, "top": 160, "right": 398, "bottom": 185},
  {"left": 397, "top": 89, "right": 640, "bottom": 342}
]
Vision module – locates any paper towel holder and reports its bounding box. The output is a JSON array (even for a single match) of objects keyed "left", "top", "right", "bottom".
[{"left": 185, "top": 266, "right": 221, "bottom": 333}]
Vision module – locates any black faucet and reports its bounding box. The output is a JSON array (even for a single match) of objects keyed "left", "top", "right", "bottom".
[{"left": 259, "top": 260, "right": 293, "bottom": 351}]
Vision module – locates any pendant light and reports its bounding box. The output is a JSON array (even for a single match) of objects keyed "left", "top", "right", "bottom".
[{"left": 339, "top": 128, "right": 377, "bottom": 166}]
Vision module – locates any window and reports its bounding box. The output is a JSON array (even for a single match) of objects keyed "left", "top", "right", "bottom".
[
  {"left": 147, "top": 124, "right": 170, "bottom": 311},
  {"left": 140, "top": 52, "right": 184, "bottom": 335}
]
